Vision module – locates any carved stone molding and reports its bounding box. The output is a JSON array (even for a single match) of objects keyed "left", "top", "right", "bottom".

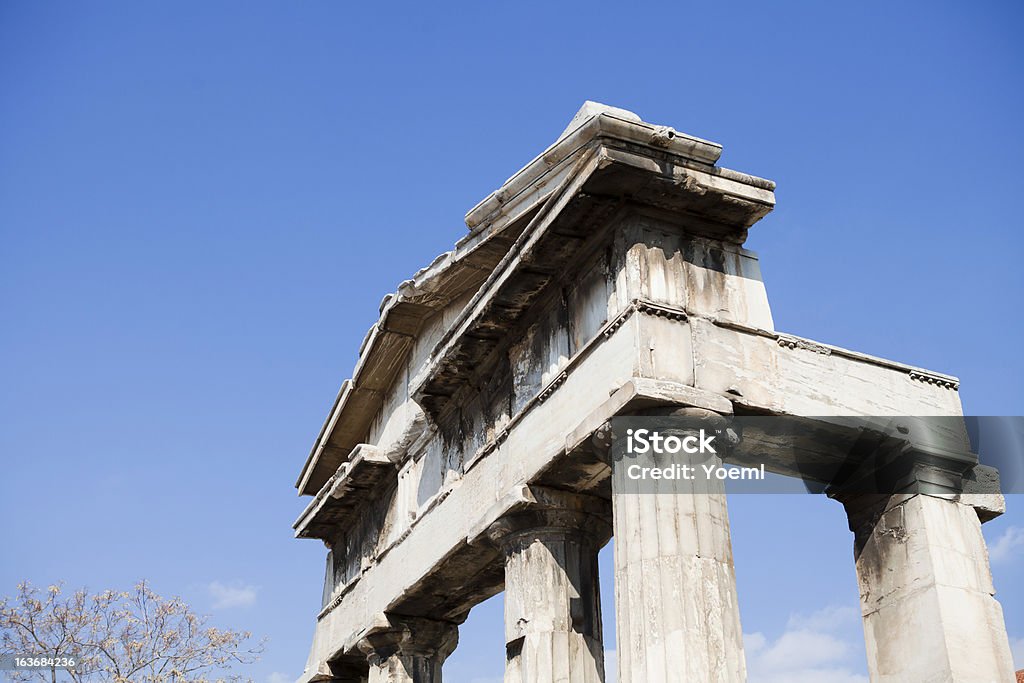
[
  {"left": 776, "top": 334, "right": 832, "bottom": 355},
  {"left": 356, "top": 614, "right": 459, "bottom": 666},
  {"left": 908, "top": 369, "right": 959, "bottom": 390}
]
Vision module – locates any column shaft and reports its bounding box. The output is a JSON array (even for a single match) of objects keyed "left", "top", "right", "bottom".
[
  {"left": 842, "top": 493, "right": 1015, "bottom": 683},
  {"left": 611, "top": 438, "right": 746, "bottom": 681},
  {"left": 491, "top": 507, "right": 608, "bottom": 683},
  {"left": 367, "top": 655, "right": 439, "bottom": 683}
]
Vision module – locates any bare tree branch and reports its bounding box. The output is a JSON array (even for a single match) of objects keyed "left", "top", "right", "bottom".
[{"left": 0, "top": 583, "right": 263, "bottom": 683}]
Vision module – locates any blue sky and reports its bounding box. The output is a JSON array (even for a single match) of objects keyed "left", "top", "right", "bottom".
[{"left": 1, "top": 2, "right": 1021, "bottom": 681}]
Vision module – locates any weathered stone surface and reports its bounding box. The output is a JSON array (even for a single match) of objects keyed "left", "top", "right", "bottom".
[
  {"left": 487, "top": 498, "right": 610, "bottom": 683},
  {"left": 839, "top": 493, "right": 1016, "bottom": 683},
  {"left": 292, "top": 103, "right": 1012, "bottom": 683},
  {"left": 961, "top": 463, "right": 1007, "bottom": 521},
  {"left": 555, "top": 101, "right": 642, "bottom": 142},
  {"left": 611, "top": 409, "right": 746, "bottom": 682},
  {"left": 357, "top": 615, "right": 458, "bottom": 683},
  {"left": 294, "top": 444, "right": 396, "bottom": 541}
]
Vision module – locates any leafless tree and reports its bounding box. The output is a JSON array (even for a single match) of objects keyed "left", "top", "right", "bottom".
[{"left": 0, "top": 582, "right": 263, "bottom": 683}]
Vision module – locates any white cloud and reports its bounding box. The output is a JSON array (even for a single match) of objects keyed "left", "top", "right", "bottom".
[
  {"left": 989, "top": 526, "right": 1024, "bottom": 564},
  {"left": 598, "top": 612, "right": 1014, "bottom": 681},
  {"left": 1010, "top": 636, "right": 1024, "bottom": 670},
  {"left": 266, "top": 673, "right": 292, "bottom": 683},
  {"left": 207, "top": 580, "right": 258, "bottom": 609},
  {"left": 785, "top": 605, "right": 859, "bottom": 632},
  {"left": 744, "top": 605, "right": 868, "bottom": 683}
]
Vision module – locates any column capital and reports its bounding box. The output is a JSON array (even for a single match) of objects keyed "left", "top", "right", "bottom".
[
  {"left": 482, "top": 487, "right": 611, "bottom": 550},
  {"left": 826, "top": 435, "right": 979, "bottom": 495},
  {"left": 356, "top": 614, "right": 458, "bottom": 665},
  {"left": 486, "top": 508, "right": 611, "bottom": 549}
]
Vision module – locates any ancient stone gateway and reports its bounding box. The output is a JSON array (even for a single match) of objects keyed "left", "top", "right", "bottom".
[{"left": 293, "top": 103, "right": 1016, "bottom": 682}]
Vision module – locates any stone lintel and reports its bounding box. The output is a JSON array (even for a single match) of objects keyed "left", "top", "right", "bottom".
[
  {"left": 294, "top": 444, "right": 396, "bottom": 541},
  {"left": 692, "top": 316, "right": 963, "bottom": 417},
  {"left": 535, "top": 378, "right": 734, "bottom": 494},
  {"left": 564, "top": 377, "right": 734, "bottom": 458}
]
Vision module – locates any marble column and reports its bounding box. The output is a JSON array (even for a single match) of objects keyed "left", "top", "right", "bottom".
[
  {"left": 609, "top": 408, "right": 747, "bottom": 682},
  {"left": 358, "top": 615, "right": 458, "bottom": 683},
  {"left": 487, "top": 497, "right": 610, "bottom": 683},
  {"left": 838, "top": 492, "right": 1015, "bottom": 683}
]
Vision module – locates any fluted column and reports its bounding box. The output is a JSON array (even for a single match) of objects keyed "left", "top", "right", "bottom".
[
  {"left": 357, "top": 615, "right": 458, "bottom": 683},
  {"left": 838, "top": 493, "right": 1015, "bottom": 682},
  {"left": 487, "top": 495, "right": 610, "bottom": 683},
  {"left": 609, "top": 408, "right": 747, "bottom": 682}
]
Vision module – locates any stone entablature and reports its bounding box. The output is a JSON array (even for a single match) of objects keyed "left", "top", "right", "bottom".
[{"left": 292, "top": 103, "right": 1014, "bottom": 683}]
